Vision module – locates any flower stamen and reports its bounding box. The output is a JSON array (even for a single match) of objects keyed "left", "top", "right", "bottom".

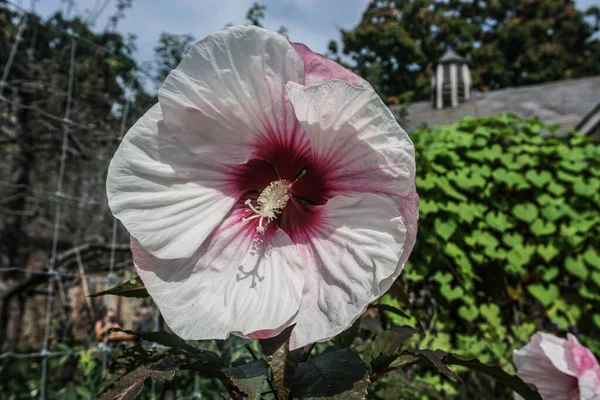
[{"left": 242, "top": 180, "right": 290, "bottom": 233}]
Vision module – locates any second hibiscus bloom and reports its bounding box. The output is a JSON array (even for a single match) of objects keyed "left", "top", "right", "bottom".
[{"left": 107, "top": 25, "right": 418, "bottom": 349}]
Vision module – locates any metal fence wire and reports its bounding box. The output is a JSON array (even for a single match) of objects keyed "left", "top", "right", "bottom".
[{"left": 0, "top": 3, "right": 161, "bottom": 398}]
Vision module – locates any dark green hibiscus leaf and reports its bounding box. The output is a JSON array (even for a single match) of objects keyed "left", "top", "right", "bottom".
[{"left": 292, "top": 347, "right": 369, "bottom": 399}]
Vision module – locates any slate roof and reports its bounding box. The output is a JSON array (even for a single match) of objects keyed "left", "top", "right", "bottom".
[
  {"left": 438, "top": 49, "right": 467, "bottom": 64},
  {"left": 390, "top": 75, "right": 600, "bottom": 134}
]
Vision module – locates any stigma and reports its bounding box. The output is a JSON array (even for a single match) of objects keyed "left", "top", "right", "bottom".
[{"left": 242, "top": 180, "right": 290, "bottom": 233}]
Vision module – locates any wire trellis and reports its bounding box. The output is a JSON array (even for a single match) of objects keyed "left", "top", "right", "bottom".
[{"left": 0, "top": 4, "right": 153, "bottom": 399}]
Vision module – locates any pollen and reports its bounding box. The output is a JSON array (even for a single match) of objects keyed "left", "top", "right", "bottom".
[{"left": 242, "top": 180, "right": 290, "bottom": 233}]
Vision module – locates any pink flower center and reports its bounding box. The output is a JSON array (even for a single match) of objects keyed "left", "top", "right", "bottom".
[{"left": 228, "top": 139, "right": 331, "bottom": 239}]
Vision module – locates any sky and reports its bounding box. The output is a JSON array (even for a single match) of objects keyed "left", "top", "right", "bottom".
[
  {"left": 20, "top": 0, "right": 600, "bottom": 70},
  {"left": 30, "top": 0, "right": 370, "bottom": 65}
]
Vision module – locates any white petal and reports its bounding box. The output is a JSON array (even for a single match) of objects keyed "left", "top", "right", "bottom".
[
  {"left": 107, "top": 104, "right": 235, "bottom": 259},
  {"left": 289, "top": 193, "right": 406, "bottom": 349},
  {"left": 285, "top": 80, "right": 416, "bottom": 198},
  {"left": 132, "top": 208, "right": 305, "bottom": 340},
  {"left": 158, "top": 25, "right": 304, "bottom": 165},
  {"left": 514, "top": 333, "right": 579, "bottom": 400}
]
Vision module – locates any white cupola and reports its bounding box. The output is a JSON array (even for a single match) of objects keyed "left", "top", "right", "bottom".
[{"left": 432, "top": 49, "right": 471, "bottom": 110}]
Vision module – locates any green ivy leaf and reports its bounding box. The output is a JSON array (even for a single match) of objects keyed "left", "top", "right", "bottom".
[
  {"left": 565, "top": 256, "right": 589, "bottom": 280},
  {"left": 592, "top": 272, "right": 600, "bottom": 288},
  {"left": 530, "top": 220, "right": 556, "bottom": 236},
  {"left": 512, "top": 203, "right": 539, "bottom": 223},
  {"left": 593, "top": 315, "right": 600, "bottom": 329},
  {"left": 528, "top": 284, "right": 559, "bottom": 307},
  {"left": 420, "top": 199, "right": 439, "bottom": 214},
  {"left": 583, "top": 247, "right": 600, "bottom": 270},
  {"left": 436, "top": 177, "right": 468, "bottom": 201},
  {"left": 434, "top": 271, "right": 453, "bottom": 285},
  {"left": 479, "top": 304, "right": 502, "bottom": 326},
  {"left": 440, "top": 284, "right": 464, "bottom": 302},
  {"left": 541, "top": 267, "right": 560, "bottom": 282},
  {"left": 537, "top": 244, "right": 559, "bottom": 263},
  {"left": 434, "top": 219, "right": 457, "bottom": 241},
  {"left": 573, "top": 177, "right": 600, "bottom": 197},
  {"left": 486, "top": 211, "right": 512, "bottom": 232},
  {"left": 560, "top": 160, "right": 587, "bottom": 173},
  {"left": 541, "top": 204, "right": 570, "bottom": 221},
  {"left": 507, "top": 245, "right": 536, "bottom": 268},
  {"left": 502, "top": 232, "right": 524, "bottom": 248},
  {"left": 525, "top": 170, "right": 551, "bottom": 188},
  {"left": 458, "top": 304, "right": 479, "bottom": 322},
  {"left": 546, "top": 181, "right": 566, "bottom": 196}
]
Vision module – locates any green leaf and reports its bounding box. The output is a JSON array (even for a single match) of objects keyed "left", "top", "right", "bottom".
[
  {"left": 420, "top": 199, "right": 439, "bottom": 214},
  {"left": 573, "top": 177, "right": 600, "bottom": 197},
  {"left": 90, "top": 277, "right": 149, "bottom": 298},
  {"left": 502, "top": 232, "right": 524, "bottom": 248},
  {"left": 593, "top": 315, "right": 600, "bottom": 329},
  {"left": 434, "top": 271, "right": 453, "bottom": 285},
  {"left": 541, "top": 204, "right": 570, "bottom": 222},
  {"left": 546, "top": 181, "right": 566, "bottom": 196},
  {"left": 434, "top": 219, "right": 457, "bottom": 241},
  {"left": 537, "top": 244, "right": 559, "bottom": 263},
  {"left": 99, "top": 357, "right": 179, "bottom": 400},
  {"left": 486, "top": 211, "right": 511, "bottom": 232},
  {"left": 292, "top": 348, "right": 369, "bottom": 399},
  {"left": 260, "top": 325, "right": 296, "bottom": 400},
  {"left": 76, "top": 387, "right": 92, "bottom": 399},
  {"left": 440, "top": 284, "right": 464, "bottom": 302},
  {"left": 507, "top": 245, "right": 536, "bottom": 268},
  {"left": 542, "top": 267, "right": 560, "bottom": 282},
  {"left": 592, "top": 272, "right": 600, "bottom": 288},
  {"left": 458, "top": 304, "right": 479, "bottom": 322},
  {"left": 530, "top": 220, "right": 556, "bottom": 236},
  {"left": 493, "top": 169, "right": 529, "bottom": 189},
  {"left": 583, "top": 247, "right": 600, "bottom": 270},
  {"left": 222, "top": 360, "right": 269, "bottom": 400},
  {"left": 443, "top": 354, "right": 542, "bottom": 400},
  {"left": 565, "top": 256, "right": 588, "bottom": 280},
  {"left": 512, "top": 203, "right": 539, "bottom": 223},
  {"left": 435, "top": 177, "right": 468, "bottom": 201},
  {"left": 528, "top": 284, "right": 559, "bottom": 307},
  {"left": 525, "top": 170, "right": 551, "bottom": 188},
  {"left": 479, "top": 304, "right": 501, "bottom": 325}
]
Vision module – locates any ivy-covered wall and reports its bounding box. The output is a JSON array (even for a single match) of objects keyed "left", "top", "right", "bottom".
[{"left": 379, "top": 114, "right": 600, "bottom": 397}]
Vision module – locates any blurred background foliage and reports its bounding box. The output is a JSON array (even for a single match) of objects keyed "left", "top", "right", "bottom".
[
  {"left": 331, "top": 0, "right": 600, "bottom": 103},
  {"left": 1, "top": 0, "right": 600, "bottom": 399},
  {"left": 377, "top": 115, "right": 600, "bottom": 398}
]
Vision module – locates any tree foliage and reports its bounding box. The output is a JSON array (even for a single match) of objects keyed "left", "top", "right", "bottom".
[
  {"left": 334, "top": 0, "right": 600, "bottom": 103},
  {"left": 150, "top": 32, "right": 196, "bottom": 87}
]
